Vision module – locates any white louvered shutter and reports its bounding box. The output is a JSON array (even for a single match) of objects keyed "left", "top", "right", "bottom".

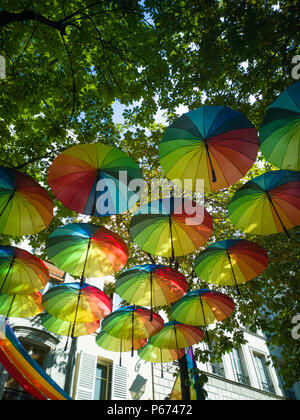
[
  {"left": 111, "top": 364, "right": 127, "bottom": 400},
  {"left": 75, "top": 352, "right": 97, "bottom": 400}
]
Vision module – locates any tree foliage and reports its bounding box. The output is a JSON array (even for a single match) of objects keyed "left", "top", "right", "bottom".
[{"left": 0, "top": 0, "right": 299, "bottom": 389}]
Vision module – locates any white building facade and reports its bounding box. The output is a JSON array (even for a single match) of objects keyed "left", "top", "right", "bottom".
[{"left": 0, "top": 269, "right": 297, "bottom": 401}]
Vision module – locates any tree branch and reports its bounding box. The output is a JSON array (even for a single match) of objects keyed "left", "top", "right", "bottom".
[{"left": 0, "top": 10, "right": 68, "bottom": 34}]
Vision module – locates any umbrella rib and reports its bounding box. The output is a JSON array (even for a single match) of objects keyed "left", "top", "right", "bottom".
[
  {"left": 0, "top": 189, "right": 16, "bottom": 218},
  {"left": 266, "top": 192, "right": 290, "bottom": 237},
  {"left": 0, "top": 254, "right": 16, "bottom": 293}
]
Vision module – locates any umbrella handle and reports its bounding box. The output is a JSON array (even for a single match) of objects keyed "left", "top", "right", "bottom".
[
  {"left": 204, "top": 142, "right": 217, "bottom": 183},
  {"left": 150, "top": 272, "right": 153, "bottom": 322},
  {"left": 226, "top": 250, "right": 241, "bottom": 296},
  {"left": 81, "top": 238, "right": 92, "bottom": 286},
  {"left": 266, "top": 193, "right": 290, "bottom": 238}
]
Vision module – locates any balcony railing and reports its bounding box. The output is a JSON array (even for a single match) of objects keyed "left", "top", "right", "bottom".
[
  {"left": 260, "top": 381, "right": 275, "bottom": 394},
  {"left": 1, "top": 387, "right": 38, "bottom": 401},
  {"left": 236, "top": 372, "right": 250, "bottom": 386},
  {"left": 210, "top": 364, "right": 225, "bottom": 378}
]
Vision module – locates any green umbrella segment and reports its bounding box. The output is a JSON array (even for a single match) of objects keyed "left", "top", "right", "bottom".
[
  {"left": 41, "top": 313, "right": 100, "bottom": 338},
  {"left": 259, "top": 80, "right": 300, "bottom": 171},
  {"left": 0, "top": 292, "right": 43, "bottom": 320},
  {"left": 115, "top": 265, "right": 188, "bottom": 320}
]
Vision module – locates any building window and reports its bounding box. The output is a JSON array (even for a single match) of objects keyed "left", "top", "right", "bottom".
[
  {"left": 253, "top": 353, "right": 275, "bottom": 393},
  {"left": 208, "top": 343, "right": 225, "bottom": 378},
  {"left": 94, "top": 361, "right": 112, "bottom": 400},
  {"left": 231, "top": 348, "right": 250, "bottom": 386}
]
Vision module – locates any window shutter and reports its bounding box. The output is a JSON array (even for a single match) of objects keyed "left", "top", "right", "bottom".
[
  {"left": 111, "top": 364, "right": 127, "bottom": 400},
  {"left": 74, "top": 352, "right": 97, "bottom": 400}
]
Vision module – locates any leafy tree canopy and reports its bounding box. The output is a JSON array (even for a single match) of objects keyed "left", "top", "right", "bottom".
[{"left": 0, "top": 0, "right": 299, "bottom": 389}]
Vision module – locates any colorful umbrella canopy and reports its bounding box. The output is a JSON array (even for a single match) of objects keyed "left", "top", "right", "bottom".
[
  {"left": 48, "top": 143, "right": 143, "bottom": 217},
  {"left": 138, "top": 342, "right": 185, "bottom": 364},
  {"left": 130, "top": 198, "right": 213, "bottom": 258},
  {"left": 46, "top": 223, "right": 128, "bottom": 278},
  {"left": 194, "top": 239, "right": 269, "bottom": 294},
  {"left": 41, "top": 313, "right": 100, "bottom": 337},
  {"left": 0, "top": 292, "right": 43, "bottom": 319},
  {"left": 159, "top": 105, "right": 258, "bottom": 192},
  {"left": 228, "top": 170, "right": 300, "bottom": 236},
  {"left": 171, "top": 290, "right": 235, "bottom": 333},
  {"left": 101, "top": 306, "right": 164, "bottom": 356},
  {"left": 259, "top": 81, "right": 300, "bottom": 171},
  {"left": 115, "top": 265, "right": 188, "bottom": 318},
  {"left": 0, "top": 166, "right": 53, "bottom": 236},
  {"left": 0, "top": 245, "right": 49, "bottom": 295},
  {"left": 42, "top": 283, "right": 112, "bottom": 324},
  {"left": 96, "top": 330, "right": 147, "bottom": 353},
  {"left": 148, "top": 321, "right": 204, "bottom": 351}
]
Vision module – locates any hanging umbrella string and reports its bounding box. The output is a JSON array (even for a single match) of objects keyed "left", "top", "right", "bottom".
[
  {"left": 199, "top": 297, "right": 209, "bottom": 342},
  {"left": 168, "top": 215, "right": 175, "bottom": 264},
  {"left": 226, "top": 250, "right": 241, "bottom": 296},
  {"left": 131, "top": 310, "right": 135, "bottom": 357},
  {"left": 150, "top": 271, "right": 153, "bottom": 322},
  {"left": 64, "top": 322, "right": 72, "bottom": 351},
  {"left": 119, "top": 339, "right": 122, "bottom": 367},
  {"left": 81, "top": 237, "right": 92, "bottom": 287},
  {"left": 5, "top": 295, "right": 15, "bottom": 322},
  {"left": 160, "top": 347, "right": 163, "bottom": 379},
  {"left": 0, "top": 254, "right": 16, "bottom": 293},
  {"left": 204, "top": 141, "right": 217, "bottom": 183},
  {"left": 71, "top": 289, "right": 82, "bottom": 339},
  {"left": 173, "top": 324, "right": 180, "bottom": 361},
  {"left": 266, "top": 192, "right": 290, "bottom": 238},
  {"left": 0, "top": 189, "right": 16, "bottom": 218}
]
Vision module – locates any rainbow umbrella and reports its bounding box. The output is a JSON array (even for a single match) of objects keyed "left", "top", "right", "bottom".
[
  {"left": 194, "top": 239, "right": 269, "bottom": 295},
  {"left": 129, "top": 198, "right": 213, "bottom": 259},
  {"left": 148, "top": 321, "right": 204, "bottom": 361},
  {"left": 228, "top": 170, "right": 300, "bottom": 237},
  {"left": 171, "top": 290, "right": 235, "bottom": 340},
  {"left": 138, "top": 342, "right": 185, "bottom": 363},
  {"left": 115, "top": 265, "right": 188, "bottom": 320},
  {"left": 41, "top": 313, "right": 100, "bottom": 337},
  {"left": 101, "top": 306, "right": 164, "bottom": 356},
  {"left": 42, "top": 283, "right": 112, "bottom": 338},
  {"left": 96, "top": 330, "right": 147, "bottom": 366},
  {"left": 0, "top": 245, "right": 49, "bottom": 295},
  {"left": 0, "top": 292, "right": 43, "bottom": 319},
  {"left": 46, "top": 223, "right": 128, "bottom": 278},
  {"left": 259, "top": 81, "right": 300, "bottom": 171},
  {"left": 159, "top": 106, "right": 258, "bottom": 192},
  {"left": 138, "top": 342, "right": 185, "bottom": 379},
  {"left": 0, "top": 166, "right": 53, "bottom": 236},
  {"left": 48, "top": 143, "right": 143, "bottom": 217}
]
